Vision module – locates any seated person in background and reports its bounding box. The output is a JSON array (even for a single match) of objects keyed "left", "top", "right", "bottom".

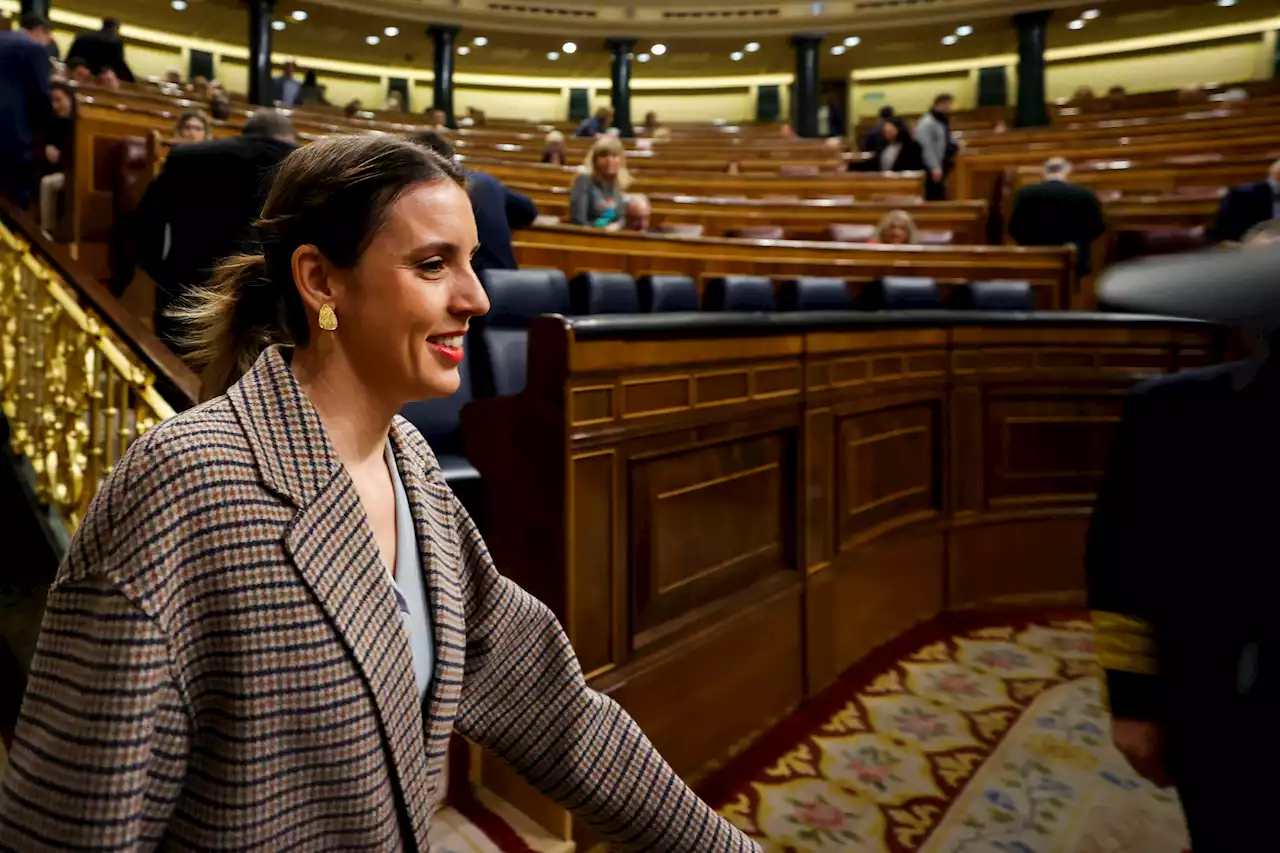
[
  {"left": 174, "top": 110, "right": 211, "bottom": 143},
  {"left": 641, "top": 110, "right": 662, "bottom": 136},
  {"left": 209, "top": 91, "right": 231, "bottom": 121},
  {"left": 1242, "top": 218, "right": 1280, "bottom": 249},
  {"left": 39, "top": 82, "right": 75, "bottom": 232},
  {"left": 871, "top": 209, "right": 917, "bottom": 245},
  {"left": 96, "top": 67, "right": 121, "bottom": 91},
  {"left": 1177, "top": 84, "right": 1207, "bottom": 105},
  {"left": 164, "top": 67, "right": 182, "bottom": 85},
  {"left": 1008, "top": 156, "right": 1106, "bottom": 275},
  {"left": 575, "top": 106, "right": 613, "bottom": 138},
  {"left": 344, "top": 99, "right": 364, "bottom": 119},
  {"left": 860, "top": 106, "right": 896, "bottom": 153},
  {"left": 1106, "top": 85, "right": 1127, "bottom": 109},
  {"left": 624, "top": 194, "right": 651, "bottom": 232},
  {"left": 298, "top": 69, "right": 328, "bottom": 105},
  {"left": 726, "top": 158, "right": 742, "bottom": 175},
  {"left": 1209, "top": 159, "right": 1280, "bottom": 244},
  {"left": 384, "top": 90, "right": 403, "bottom": 111},
  {"left": 271, "top": 59, "right": 301, "bottom": 107},
  {"left": 66, "top": 56, "right": 91, "bottom": 84},
  {"left": 188, "top": 75, "right": 210, "bottom": 99},
  {"left": 570, "top": 137, "right": 630, "bottom": 229},
  {"left": 136, "top": 110, "right": 297, "bottom": 353},
  {"left": 991, "top": 118, "right": 1009, "bottom": 135},
  {"left": 541, "top": 130, "right": 566, "bottom": 165},
  {"left": 1070, "top": 85, "right": 1095, "bottom": 103},
  {"left": 870, "top": 119, "right": 922, "bottom": 172},
  {"left": 780, "top": 123, "right": 797, "bottom": 140},
  {"left": 425, "top": 107, "right": 448, "bottom": 130}
]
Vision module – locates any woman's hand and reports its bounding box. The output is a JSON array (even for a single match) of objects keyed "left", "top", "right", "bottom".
[
  {"left": 604, "top": 222, "right": 622, "bottom": 232},
  {"left": 45, "top": 145, "right": 60, "bottom": 165},
  {"left": 1111, "top": 717, "right": 1171, "bottom": 787}
]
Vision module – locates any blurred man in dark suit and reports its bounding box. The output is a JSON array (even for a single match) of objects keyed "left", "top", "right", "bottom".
[
  {"left": 410, "top": 131, "right": 537, "bottom": 281},
  {"left": 0, "top": 14, "right": 54, "bottom": 209},
  {"left": 1008, "top": 157, "right": 1106, "bottom": 275},
  {"left": 67, "top": 17, "right": 134, "bottom": 83},
  {"left": 1209, "top": 159, "right": 1280, "bottom": 244},
  {"left": 137, "top": 111, "right": 297, "bottom": 353}
]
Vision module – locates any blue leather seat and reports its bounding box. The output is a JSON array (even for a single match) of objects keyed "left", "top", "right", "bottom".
[
  {"left": 778, "top": 277, "right": 853, "bottom": 311},
  {"left": 637, "top": 275, "right": 699, "bottom": 313},
  {"left": 703, "top": 275, "right": 776, "bottom": 312},
  {"left": 569, "top": 271, "right": 639, "bottom": 315},
  {"left": 858, "top": 276, "right": 942, "bottom": 310},
  {"left": 477, "top": 268, "right": 569, "bottom": 397},
  {"left": 949, "top": 280, "right": 1036, "bottom": 311}
]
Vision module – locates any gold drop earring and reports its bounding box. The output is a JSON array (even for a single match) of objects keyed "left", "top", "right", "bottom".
[{"left": 318, "top": 304, "right": 338, "bottom": 331}]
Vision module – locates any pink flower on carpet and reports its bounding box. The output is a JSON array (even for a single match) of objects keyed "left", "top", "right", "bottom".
[
  {"left": 977, "top": 649, "right": 1030, "bottom": 671},
  {"left": 1049, "top": 635, "right": 1094, "bottom": 654},
  {"left": 935, "top": 672, "right": 983, "bottom": 696},
  {"left": 794, "top": 799, "right": 847, "bottom": 830},
  {"left": 894, "top": 707, "right": 948, "bottom": 739}
]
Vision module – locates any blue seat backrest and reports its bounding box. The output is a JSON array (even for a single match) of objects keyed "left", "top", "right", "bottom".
[
  {"left": 569, "top": 271, "right": 639, "bottom": 315},
  {"left": 861, "top": 276, "right": 942, "bottom": 310},
  {"left": 477, "top": 268, "right": 569, "bottom": 396},
  {"left": 779, "top": 277, "right": 853, "bottom": 311},
  {"left": 703, "top": 275, "right": 776, "bottom": 312},
  {"left": 399, "top": 341, "right": 473, "bottom": 456},
  {"left": 950, "top": 280, "right": 1036, "bottom": 311},
  {"left": 637, "top": 275, "right": 699, "bottom": 312}
]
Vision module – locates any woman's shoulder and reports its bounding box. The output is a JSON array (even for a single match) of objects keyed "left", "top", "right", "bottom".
[{"left": 570, "top": 171, "right": 592, "bottom": 188}]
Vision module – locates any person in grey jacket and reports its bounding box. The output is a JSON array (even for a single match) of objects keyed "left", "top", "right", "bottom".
[{"left": 914, "top": 93, "right": 954, "bottom": 200}]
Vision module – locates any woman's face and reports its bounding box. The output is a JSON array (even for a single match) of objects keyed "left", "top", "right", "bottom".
[
  {"left": 883, "top": 220, "right": 911, "bottom": 244},
  {"left": 882, "top": 121, "right": 899, "bottom": 143},
  {"left": 178, "top": 118, "right": 207, "bottom": 141},
  {"left": 329, "top": 180, "right": 489, "bottom": 403},
  {"left": 51, "top": 89, "right": 72, "bottom": 118},
  {"left": 596, "top": 152, "right": 621, "bottom": 178}
]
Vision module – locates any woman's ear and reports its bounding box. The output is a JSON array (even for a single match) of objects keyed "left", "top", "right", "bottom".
[{"left": 291, "top": 244, "right": 337, "bottom": 319}]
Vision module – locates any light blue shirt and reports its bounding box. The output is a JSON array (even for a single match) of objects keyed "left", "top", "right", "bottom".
[{"left": 385, "top": 440, "right": 433, "bottom": 699}]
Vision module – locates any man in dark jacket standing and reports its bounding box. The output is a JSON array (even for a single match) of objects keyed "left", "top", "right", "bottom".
[
  {"left": 136, "top": 111, "right": 297, "bottom": 354},
  {"left": 1209, "top": 159, "right": 1280, "bottom": 244},
  {"left": 0, "top": 14, "right": 54, "bottom": 208},
  {"left": 1008, "top": 157, "right": 1106, "bottom": 275},
  {"left": 68, "top": 17, "right": 135, "bottom": 83}
]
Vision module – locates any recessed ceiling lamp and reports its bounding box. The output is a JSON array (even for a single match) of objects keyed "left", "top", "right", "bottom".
[
  {"left": 830, "top": 45, "right": 846, "bottom": 55},
  {"left": 1216, "top": 0, "right": 1236, "bottom": 6},
  {"left": 271, "top": 20, "right": 286, "bottom": 31},
  {"left": 1067, "top": 18, "right": 1085, "bottom": 29},
  {"left": 457, "top": 45, "right": 470, "bottom": 54},
  {"left": 843, "top": 36, "right": 861, "bottom": 47},
  {"left": 171, "top": 0, "right": 188, "bottom": 10},
  {"left": 745, "top": 42, "right": 760, "bottom": 52},
  {"left": 638, "top": 53, "right": 651, "bottom": 62},
  {"left": 473, "top": 36, "right": 488, "bottom": 46},
  {"left": 365, "top": 35, "right": 380, "bottom": 45},
  {"left": 547, "top": 50, "right": 560, "bottom": 60},
  {"left": 383, "top": 26, "right": 399, "bottom": 37},
  {"left": 291, "top": 10, "right": 307, "bottom": 22},
  {"left": 562, "top": 41, "right": 577, "bottom": 53},
  {"left": 731, "top": 51, "right": 745, "bottom": 61},
  {"left": 956, "top": 25, "right": 974, "bottom": 36},
  {"left": 941, "top": 34, "right": 959, "bottom": 45},
  {"left": 1082, "top": 9, "right": 1101, "bottom": 19},
  {"left": 651, "top": 43, "right": 667, "bottom": 55}
]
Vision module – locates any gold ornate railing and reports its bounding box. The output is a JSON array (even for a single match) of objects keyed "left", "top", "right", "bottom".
[{"left": 0, "top": 214, "right": 180, "bottom": 534}]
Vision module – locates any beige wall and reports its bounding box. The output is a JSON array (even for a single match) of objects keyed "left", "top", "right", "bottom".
[
  {"left": 633, "top": 88, "right": 755, "bottom": 124},
  {"left": 851, "top": 73, "right": 972, "bottom": 123},
  {"left": 454, "top": 86, "right": 565, "bottom": 122},
  {"left": 1045, "top": 38, "right": 1269, "bottom": 100}
]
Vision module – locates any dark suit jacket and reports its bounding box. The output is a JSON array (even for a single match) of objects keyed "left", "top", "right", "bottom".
[
  {"left": 1209, "top": 180, "right": 1276, "bottom": 244},
  {"left": 67, "top": 30, "right": 134, "bottom": 82},
  {"left": 871, "top": 138, "right": 923, "bottom": 173},
  {"left": 466, "top": 170, "right": 537, "bottom": 279},
  {"left": 136, "top": 135, "right": 296, "bottom": 348},
  {"left": 1008, "top": 180, "right": 1106, "bottom": 274},
  {"left": 0, "top": 30, "right": 51, "bottom": 164}
]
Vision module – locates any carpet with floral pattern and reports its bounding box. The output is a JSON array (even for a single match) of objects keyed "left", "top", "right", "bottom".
[{"left": 697, "top": 611, "right": 1189, "bottom": 853}]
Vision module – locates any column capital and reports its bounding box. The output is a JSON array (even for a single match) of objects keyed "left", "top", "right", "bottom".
[
  {"left": 1012, "top": 10, "right": 1051, "bottom": 28},
  {"left": 790, "top": 32, "right": 825, "bottom": 47},
  {"left": 427, "top": 23, "right": 461, "bottom": 37},
  {"left": 605, "top": 37, "right": 637, "bottom": 51}
]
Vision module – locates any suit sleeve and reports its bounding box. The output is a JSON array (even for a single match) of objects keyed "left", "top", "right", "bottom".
[
  {"left": 1007, "top": 190, "right": 1029, "bottom": 244},
  {"left": 918, "top": 122, "right": 943, "bottom": 172},
  {"left": 112, "top": 42, "right": 136, "bottom": 83},
  {"left": 450, "top": 497, "right": 760, "bottom": 853},
  {"left": 568, "top": 174, "right": 592, "bottom": 226},
  {"left": 1084, "top": 191, "right": 1106, "bottom": 242},
  {"left": 504, "top": 187, "right": 538, "bottom": 230},
  {"left": 0, "top": 575, "right": 188, "bottom": 851},
  {"left": 1086, "top": 386, "right": 1167, "bottom": 722},
  {"left": 1208, "top": 190, "right": 1242, "bottom": 244},
  {"left": 135, "top": 165, "right": 172, "bottom": 282}
]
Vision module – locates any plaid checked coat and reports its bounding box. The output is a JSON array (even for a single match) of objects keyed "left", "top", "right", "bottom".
[{"left": 0, "top": 347, "right": 759, "bottom": 852}]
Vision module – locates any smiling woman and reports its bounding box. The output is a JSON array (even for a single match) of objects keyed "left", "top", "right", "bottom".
[{"left": 0, "top": 133, "right": 760, "bottom": 853}]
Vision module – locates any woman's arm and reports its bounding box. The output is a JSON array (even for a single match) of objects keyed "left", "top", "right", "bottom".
[
  {"left": 568, "top": 174, "right": 593, "bottom": 226},
  {"left": 450, "top": 498, "right": 760, "bottom": 853},
  {"left": 0, "top": 574, "right": 189, "bottom": 851}
]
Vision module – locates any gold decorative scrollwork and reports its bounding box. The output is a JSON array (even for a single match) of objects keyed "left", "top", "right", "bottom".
[{"left": 0, "top": 218, "right": 176, "bottom": 534}]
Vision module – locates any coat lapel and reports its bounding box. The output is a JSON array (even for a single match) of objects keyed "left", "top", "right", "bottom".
[{"left": 227, "top": 347, "right": 433, "bottom": 850}]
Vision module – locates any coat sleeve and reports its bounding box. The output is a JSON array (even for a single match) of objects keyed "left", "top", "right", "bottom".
[
  {"left": 504, "top": 186, "right": 538, "bottom": 230},
  {"left": 450, "top": 497, "right": 760, "bottom": 853},
  {"left": 568, "top": 174, "right": 592, "bottom": 226},
  {"left": 1208, "top": 189, "right": 1243, "bottom": 244},
  {"left": 917, "top": 120, "right": 943, "bottom": 172},
  {"left": 1007, "top": 189, "right": 1029, "bottom": 244},
  {"left": 0, "top": 575, "right": 189, "bottom": 851},
  {"left": 1085, "top": 385, "right": 1167, "bottom": 723}
]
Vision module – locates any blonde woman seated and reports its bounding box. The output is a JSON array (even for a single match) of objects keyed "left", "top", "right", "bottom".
[
  {"left": 871, "top": 209, "right": 918, "bottom": 245},
  {"left": 570, "top": 137, "right": 632, "bottom": 229}
]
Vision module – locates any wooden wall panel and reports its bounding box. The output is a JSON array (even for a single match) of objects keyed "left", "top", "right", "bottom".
[
  {"left": 570, "top": 451, "right": 616, "bottom": 677},
  {"left": 949, "top": 516, "right": 1090, "bottom": 607},
  {"left": 837, "top": 404, "right": 941, "bottom": 547}
]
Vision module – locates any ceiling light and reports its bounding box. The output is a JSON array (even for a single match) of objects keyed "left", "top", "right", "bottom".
[
  {"left": 383, "top": 26, "right": 399, "bottom": 37},
  {"left": 171, "top": 0, "right": 188, "bottom": 10},
  {"left": 956, "top": 25, "right": 973, "bottom": 36},
  {"left": 547, "top": 51, "right": 560, "bottom": 60},
  {"left": 745, "top": 41, "right": 760, "bottom": 52},
  {"left": 1216, "top": 0, "right": 1236, "bottom": 6},
  {"left": 830, "top": 45, "right": 846, "bottom": 55},
  {"left": 941, "top": 34, "right": 958, "bottom": 45},
  {"left": 365, "top": 35, "right": 380, "bottom": 45},
  {"left": 638, "top": 53, "right": 651, "bottom": 62},
  {"left": 290, "top": 10, "right": 307, "bottom": 21},
  {"left": 731, "top": 51, "right": 745, "bottom": 61},
  {"left": 1082, "top": 8, "right": 1100, "bottom": 19},
  {"left": 473, "top": 36, "right": 488, "bottom": 46},
  {"left": 843, "top": 35, "right": 860, "bottom": 46},
  {"left": 457, "top": 45, "right": 470, "bottom": 54},
  {"left": 272, "top": 20, "right": 286, "bottom": 31},
  {"left": 1067, "top": 18, "right": 1085, "bottom": 29},
  {"left": 651, "top": 43, "right": 667, "bottom": 55},
  {"left": 562, "top": 41, "right": 577, "bottom": 53}
]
